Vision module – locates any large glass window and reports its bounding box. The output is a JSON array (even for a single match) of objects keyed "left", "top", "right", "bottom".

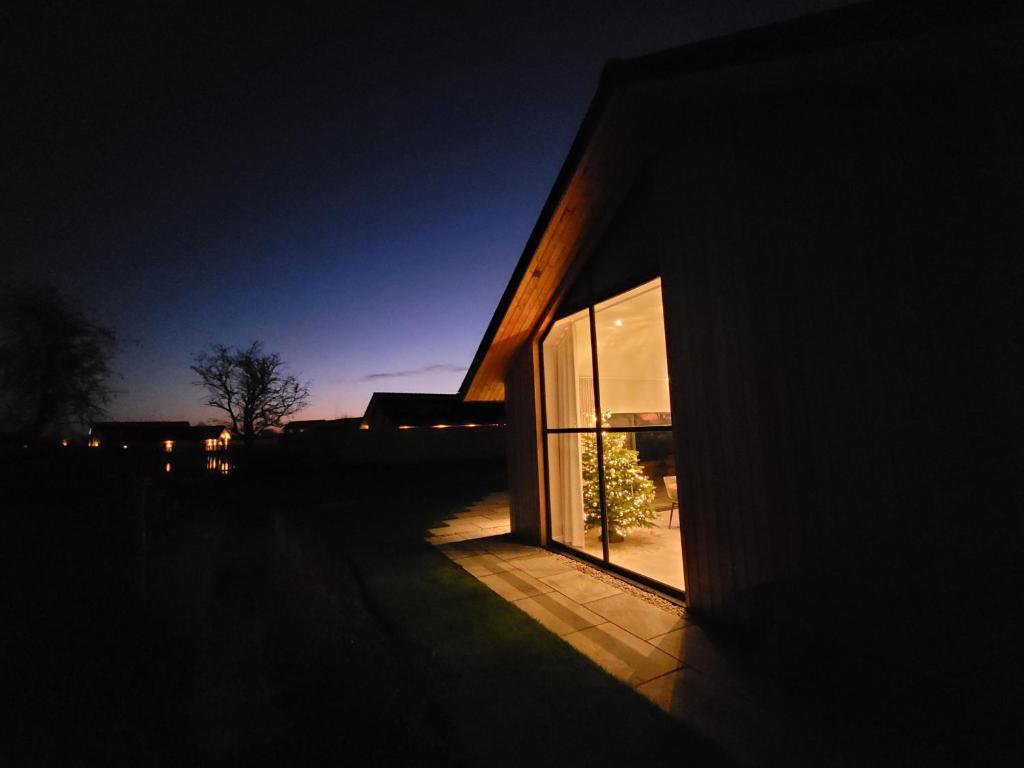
[
  {"left": 542, "top": 278, "right": 683, "bottom": 591},
  {"left": 541, "top": 308, "right": 594, "bottom": 429},
  {"left": 593, "top": 282, "right": 671, "bottom": 427}
]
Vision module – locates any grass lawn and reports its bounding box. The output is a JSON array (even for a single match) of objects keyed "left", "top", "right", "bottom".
[{"left": 3, "top": 454, "right": 729, "bottom": 766}]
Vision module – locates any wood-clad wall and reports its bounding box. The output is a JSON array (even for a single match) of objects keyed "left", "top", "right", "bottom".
[
  {"left": 505, "top": 343, "right": 546, "bottom": 544},
  {"left": 657, "top": 38, "right": 1023, "bottom": 630}
]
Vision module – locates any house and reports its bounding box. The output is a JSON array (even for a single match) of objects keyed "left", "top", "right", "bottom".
[
  {"left": 273, "top": 399, "right": 504, "bottom": 463},
  {"left": 460, "top": 0, "right": 1023, "bottom": 649},
  {"left": 191, "top": 425, "right": 233, "bottom": 452},
  {"left": 88, "top": 422, "right": 231, "bottom": 453},
  {"left": 282, "top": 418, "right": 364, "bottom": 437},
  {"left": 360, "top": 392, "right": 504, "bottom": 431},
  {"left": 281, "top": 418, "right": 363, "bottom": 449}
]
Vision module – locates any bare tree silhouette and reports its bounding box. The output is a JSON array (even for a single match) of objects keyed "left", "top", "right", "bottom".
[{"left": 191, "top": 342, "right": 310, "bottom": 448}]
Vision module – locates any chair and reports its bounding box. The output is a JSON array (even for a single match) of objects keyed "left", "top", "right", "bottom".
[{"left": 663, "top": 476, "right": 678, "bottom": 528}]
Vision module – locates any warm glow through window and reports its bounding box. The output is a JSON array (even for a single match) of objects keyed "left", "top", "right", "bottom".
[{"left": 542, "top": 277, "right": 683, "bottom": 590}]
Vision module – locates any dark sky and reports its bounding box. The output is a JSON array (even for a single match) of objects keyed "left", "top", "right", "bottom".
[{"left": 3, "top": 0, "right": 847, "bottom": 421}]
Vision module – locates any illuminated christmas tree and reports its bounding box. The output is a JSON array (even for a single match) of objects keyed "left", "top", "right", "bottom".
[{"left": 580, "top": 420, "right": 657, "bottom": 539}]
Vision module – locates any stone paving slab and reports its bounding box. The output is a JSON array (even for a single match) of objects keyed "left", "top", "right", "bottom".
[
  {"left": 540, "top": 570, "right": 622, "bottom": 604},
  {"left": 478, "top": 513, "right": 512, "bottom": 522},
  {"left": 512, "top": 554, "right": 576, "bottom": 579},
  {"left": 448, "top": 515, "right": 506, "bottom": 528},
  {"left": 648, "top": 625, "right": 748, "bottom": 697},
  {"left": 585, "top": 592, "right": 686, "bottom": 640},
  {"left": 435, "top": 541, "right": 486, "bottom": 560},
  {"left": 514, "top": 591, "right": 605, "bottom": 636},
  {"left": 478, "top": 569, "right": 554, "bottom": 601},
  {"left": 427, "top": 520, "right": 484, "bottom": 536},
  {"left": 636, "top": 666, "right": 777, "bottom": 767},
  {"left": 475, "top": 517, "right": 513, "bottom": 529},
  {"left": 563, "top": 622, "right": 682, "bottom": 685},
  {"left": 457, "top": 553, "right": 518, "bottom": 577},
  {"left": 480, "top": 540, "right": 541, "bottom": 560},
  {"left": 427, "top": 531, "right": 482, "bottom": 545}
]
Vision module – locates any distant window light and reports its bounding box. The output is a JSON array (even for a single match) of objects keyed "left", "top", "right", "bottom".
[
  {"left": 205, "top": 430, "right": 231, "bottom": 451},
  {"left": 395, "top": 422, "right": 500, "bottom": 430}
]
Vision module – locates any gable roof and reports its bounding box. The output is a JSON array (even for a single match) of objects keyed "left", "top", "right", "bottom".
[
  {"left": 282, "top": 418, "right": 363, "bottom": 434},
  {"left": 458, "top": 0, "right": 1014, "bottom": 401},
  {"left": 362, "top": 392, "right": 504, "bottom": 429}
]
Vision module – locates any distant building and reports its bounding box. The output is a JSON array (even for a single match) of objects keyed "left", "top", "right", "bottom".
[
  {"left": 88, "top": 422, "right": 231, "bottom": 452},
  {"left": 282, "top": 418, "right": 363, "bottom": 437},
  {"left": 360, "top": 392, "right": 504, "bottom": 431}
]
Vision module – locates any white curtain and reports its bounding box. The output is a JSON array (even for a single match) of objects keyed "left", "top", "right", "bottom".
[{"left": 547, "top": 323, "right": 586, "bottom": 547}]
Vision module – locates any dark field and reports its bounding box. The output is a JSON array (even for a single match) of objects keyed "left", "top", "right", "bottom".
[{"left": 1, "top": 449, "right": 727, "bottom": 767}]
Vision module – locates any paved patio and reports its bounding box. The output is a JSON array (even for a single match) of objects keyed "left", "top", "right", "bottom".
[{"left": 428, "top": 492, "right": 780, "bottom": 767}]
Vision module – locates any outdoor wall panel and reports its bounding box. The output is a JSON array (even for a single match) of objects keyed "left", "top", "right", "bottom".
[
  {"left": 505, "top": 343, "right": 546, "bottom": 544},
  {"left": 654, "top": 36, "right": 1023, "bottom": 627}
]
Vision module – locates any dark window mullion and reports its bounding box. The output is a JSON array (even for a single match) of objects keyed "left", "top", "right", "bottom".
[
  {"left": 538, "top": 338, "right": 553, "bottom": 544},
  {"left": 588, "top": 304, "right": 610, "bottom": 563}
]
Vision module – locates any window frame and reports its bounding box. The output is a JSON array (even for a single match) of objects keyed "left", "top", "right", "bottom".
[{"left": 538, "top": 277, "right": 682, "bottom": 598}]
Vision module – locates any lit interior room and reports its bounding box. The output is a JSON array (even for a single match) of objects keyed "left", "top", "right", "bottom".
[{"left": 543, "top": 278, "right": 683, "bottom": 590}]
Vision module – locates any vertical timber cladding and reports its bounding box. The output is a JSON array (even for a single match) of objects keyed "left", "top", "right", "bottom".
[
  {"left": 504, "top": 342, "right": 546, "bottom": 544},
  {"left": 657, "top": 81, "right": 911, "bottom": 623},
  {"left": 658, "top": 122, "right": 780, "bottom": 622},
  {"left": 656, "top": 30, "right": 1024, "bottom": 625}
]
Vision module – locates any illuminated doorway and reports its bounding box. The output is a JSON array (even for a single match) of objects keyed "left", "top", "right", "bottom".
[{"left": 541, "top": 278, "right": 683, "bottom": 592}]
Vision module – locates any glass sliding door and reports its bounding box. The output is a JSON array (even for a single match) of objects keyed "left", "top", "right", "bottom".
[
  {"left": 542, "top": 309, "right": 595, "bottom": 556},
  {"left": 542, "top": 278, "right": 683, "bottom": 591},
  {"left": 600, "top": 430, "right": 682, "bottom": 587},
  {"left": 593, "top": 281, "right": 681, "bottom": 587}
]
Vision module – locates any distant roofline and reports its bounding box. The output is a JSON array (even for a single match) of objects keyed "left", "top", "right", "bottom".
[
  {"left": 366, "top": 392, "right": 461, "bottom": 399},
  {"left": 90, "top": 420, "right": 191, "bottom": 427}
]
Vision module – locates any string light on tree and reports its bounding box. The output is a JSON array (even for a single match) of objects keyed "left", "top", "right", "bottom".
[{"left": 580, "top": 413, "right": 657, "bottom": 540}]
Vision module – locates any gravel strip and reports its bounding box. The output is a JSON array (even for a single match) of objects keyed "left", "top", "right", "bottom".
[{"left": 544, "top": 549, "right": 687, "bottom": 618}]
